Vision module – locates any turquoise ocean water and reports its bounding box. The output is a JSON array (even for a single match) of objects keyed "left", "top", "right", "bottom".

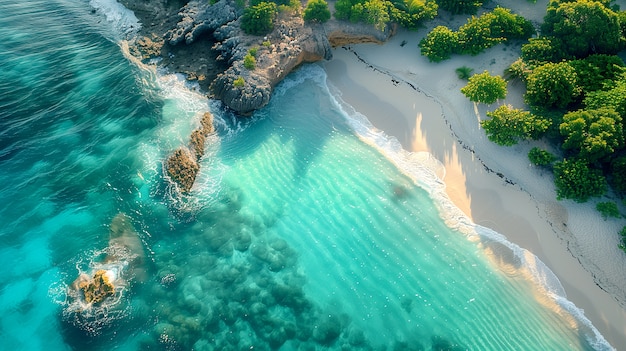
[{"left": 0, "top": 0, "right": 614, "bottom": 350}]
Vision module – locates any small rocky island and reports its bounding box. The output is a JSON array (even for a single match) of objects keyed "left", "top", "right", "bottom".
[{"left": 120, "top": 0, "right": 392, "bottom": 192}]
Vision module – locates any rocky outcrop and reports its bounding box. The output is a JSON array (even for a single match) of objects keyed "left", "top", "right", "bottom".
[
  {"left": 78, "top": 270, "right": 115, "bottom": 304},
  {"left": 122, "top": 0, "right": 392, "bottom": 115},
  {"left": 165, "top": 112, "right": 215, "bottom": 193},
  {"left": 211, "top": 18, "right": 335, "bottom": 114},
  {"left": 165, "top": 0, "right": 241, "bottom": 45}
]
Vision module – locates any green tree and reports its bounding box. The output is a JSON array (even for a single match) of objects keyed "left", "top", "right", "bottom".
[
  {"left": 542, "top": 0, "right": 623, "bottom": 57},
  {"left": 619, "top": 226, "right": 626, "bottom": 252},
  {"left": 569, "top": 54, "right": 625, "bottom": 94},
  {"left": 334, "top": 0, "right": 356, "bottom": 19},
  {"left": 363, "top": 0, "right": 391, "bottom": 31},
  {"left": 525, "top": 62, "right": 580, "bottom": 108},
  {"left": 521, "top": 36, "right": 568, "bottom": 64},
  {"left": 304, "top": 0, "right": 331, "bottom": 22},
  {"left": 460, "top": 71, "right": 507, "bottom": 104},
  {"left": 559, "top": 108, "right": 624, "bottom": 163},
  {"left": 596, "top": 201, "right": 621, "bottom": 219},
  {"left": 458, "top": 7, "right": 534, "bottom": 55},
  {"left": 481, "top": 105, "right": 551, "bottom": 146},
  {"left": 528, "top": 147, "right": 557, "bottom": 166},
  {"left": 584, "top": 72, "right": 626, "bottom": 118},
  {"left": 241, "top": 2, "right": 278, "bottom": 35},
  {"left": 435, "top": 0, "right": 482, "bottom": 14},
  {"left": 553, "top": 158, "right": 607, "bottom": 202},
  {"left": 389, "top": 0, "right": 439, "bottom": 29},
  {"left": 419, "top": 26, "right": 459, "bottom": 62},
  {"left": 610, "top": 156, "right": 626, "bottom": 196}
]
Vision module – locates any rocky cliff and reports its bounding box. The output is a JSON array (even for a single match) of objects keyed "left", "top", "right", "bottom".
[{"left": 123, "top": 0, "right": 391, "bottom": 114}]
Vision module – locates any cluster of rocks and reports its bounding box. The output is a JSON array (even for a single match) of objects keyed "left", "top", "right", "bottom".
[
  {"left": 121, "top": 0, "right": 391, "bottom": 191},
  {"left": 165, "top": 112, "right": 215, "bottom": 193}
]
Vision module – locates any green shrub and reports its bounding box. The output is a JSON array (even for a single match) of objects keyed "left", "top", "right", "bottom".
[
  {"left": 619, "top": 226, "right": 626, "bottom": 252},
  {"left": 455, "top": 66, "right": 474, "bottom": 80},
  {"left": 262, "top": 40, "right": 271, "bottom": 47},
  {"left": 249, "top": 47, "right": 258, "bottom": 57},
  {"left": 553, "top": 159, "right": 607, "bottom": 202},
  {"left": 419, "top": 26, "right": 459, "bottom": 62},
  {"left": 528, "top": 147, "right": 556, "bottom": 166},
  {"left": 461, "top": 71, "right": 507, "bottom": 105},
  {"left": 241, "top": 2, "right": 277, "bottom": 35},
  {"left": 244, "top": 53, "right": 256, "bottom": 70},
  {"left": 233, "top": 76, "right": 245, "bottom": 88},
  {"left": 596, "top": 201, "right": 621, "bottom": 220},
  {"left": 304, "top": 0, "right": 331, "bottom": 23}
]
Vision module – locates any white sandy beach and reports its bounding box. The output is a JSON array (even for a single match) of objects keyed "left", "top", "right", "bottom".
[{"left": 324, "top": 0, "right": 626, "bottom": 348}]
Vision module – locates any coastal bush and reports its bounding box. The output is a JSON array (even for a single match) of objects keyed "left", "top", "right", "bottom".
[
  {"left": 420, "top": 7, "right": 534, "bottom": 60},
  {"left": 553, "top": 159, "right": 607, "bottom": 202},
  {"left": 241, "top": 2, "right": 277, "bottom": 35},
  {"left": 233, "top": 76, "right": 245, "bottom": 88},
  {"left": 584, "top": 72, "right": 626, "bottom": 118},
  {"left": 524, "top": 62, "right": 580, "bottom": 108},
  {"left": 568, "top": 55, "right": 625, "bottom": 94},
  {"left": 559, "top": 108, "right": 624, "bottom": 163},
  {"left": 528, "top": 147, "right": 556, "bottom": 167},
  {"left": 419, "top": 26, "right": 458, "bottom": 62},
  {"left": 304, "top": 0, "right": 331, "bottom": 22},
  {"left": 455, "top": 66, "right": 473, "bottom": 80},
  {"left": 249, "top": 47, "right": 258, "bottom": 57},
  {"left": 388, "top": 0, "right": 438, "bottom": 29},
  {"left": 505, "top": 58, "right": 532, "bottom": 81},
  {"left": 244, "top": 53, "right": 257, "bottom": 70},
  {"left": 619, "top": 226, "right": 626, "bottom": 252},
  {"left": 596, "top": 201, "right": 621, "bottom": 220},
  {"left": 435, "top": 0, "right": 482, "bottom": 14},
  {"left": 521, "top": 36, "right": 569, "bottom": 65},
  {"left": 460, "top": 70, "right": 507, "bottom": 105},
  {"left": 335, "top": 0, "right": 438, "bottom": 30},
  {"left": 610, "top": 156, "right": 626, "bottom": 196},
  {"left": 541, "top": 0, "right": 623, "bottom": 58},
  {"left": 458, "top": 7, "right": 535, "bottom": 56},
  {"left": 481, "top": 105, "right": 550, "bottom": 146}
]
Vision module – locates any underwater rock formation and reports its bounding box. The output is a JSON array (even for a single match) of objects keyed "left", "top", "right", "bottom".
[{"left": 66, "top": 213, "right": 145, "bottom": 315}]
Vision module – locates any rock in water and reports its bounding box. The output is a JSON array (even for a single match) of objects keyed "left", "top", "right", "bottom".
[
  {"left": 166, "top": 147, "right": 199, "bottom": 193},
  {"left": 78, "top": 270, "right": 115, "bottom": 304}
]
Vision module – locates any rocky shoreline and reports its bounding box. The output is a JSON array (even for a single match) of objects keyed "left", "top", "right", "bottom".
[
  {"left": 119, "top": 0, "right": 392, "bottom": 191},
  {"left": 121, "top": 0, "right": 392, "bottom": 114}
]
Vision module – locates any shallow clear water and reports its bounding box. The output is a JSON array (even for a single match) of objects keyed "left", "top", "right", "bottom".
[{"left": 0, "top": 1, "right": 613, "bottom": 350}]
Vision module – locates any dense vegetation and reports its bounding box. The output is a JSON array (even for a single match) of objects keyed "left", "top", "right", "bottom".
[
  {"left": 424, "top": 0, "right": 626, "bottom": 249},
  {"left": 334, "top": 0, "right": 438, "bottom": 30},
  {"left": 419, "top": 7, "right": 535, "bottom": 61},
  {"left": 304, "top": 0, "right": 331, "bottom": 22},
  {"left": 241, "top": 1, "right": 278, "bottom": 35}
]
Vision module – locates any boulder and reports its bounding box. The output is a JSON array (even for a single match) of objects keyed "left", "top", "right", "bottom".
[
  {"left": 165, "top": 147, "right": 199, "bottom": 193},
  {"left": 78, "top": 270, "right": 115, "bottom": 304},
  {"left": 165, "top": 0, "right": 241, "bottom": 45}
]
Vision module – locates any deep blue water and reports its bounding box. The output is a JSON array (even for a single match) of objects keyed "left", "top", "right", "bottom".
[{"left": 0, "top": 1, "right": 614, "bottom": 350}]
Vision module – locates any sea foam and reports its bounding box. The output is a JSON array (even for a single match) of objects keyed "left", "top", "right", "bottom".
[{"left": 89, "top": 0, "right": 140, "bottom": 40}]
